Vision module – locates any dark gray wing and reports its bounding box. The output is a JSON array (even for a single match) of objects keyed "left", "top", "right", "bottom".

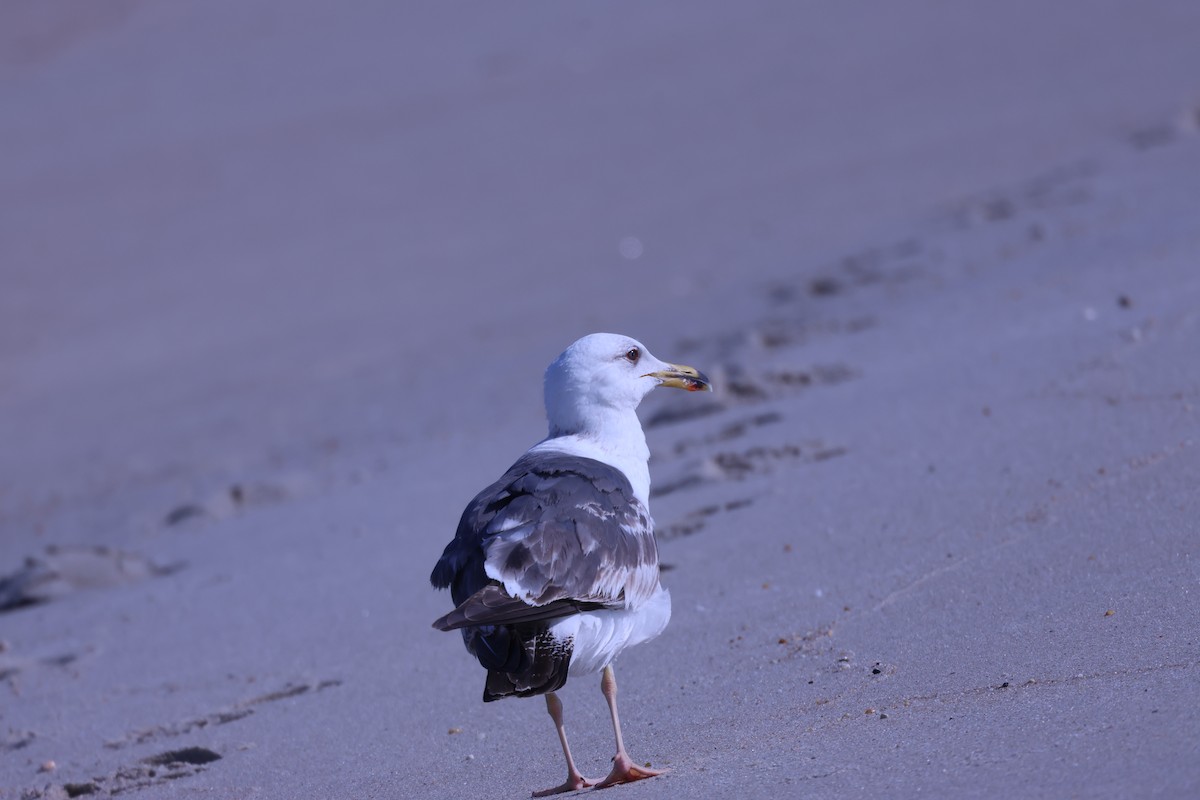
[{"left": 430, "top": 450, "right": 660, "bottom": 630}]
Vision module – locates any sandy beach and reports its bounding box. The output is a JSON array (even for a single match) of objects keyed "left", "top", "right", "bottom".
[{"left": 2, "top": 3, "right": 1199, "bottom": 798}]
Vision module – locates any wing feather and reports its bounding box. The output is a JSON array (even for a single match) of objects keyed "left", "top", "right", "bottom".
[{"left": 430, "top": 452, "right": 660, "bottom": 630}]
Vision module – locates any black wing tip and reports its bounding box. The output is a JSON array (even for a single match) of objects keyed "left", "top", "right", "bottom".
[
  {"left": 431, "top": 611, "right": 456, "bottom": 631},
  {"left": 430, "top": 561, "right": 452, "bottom": 589}
]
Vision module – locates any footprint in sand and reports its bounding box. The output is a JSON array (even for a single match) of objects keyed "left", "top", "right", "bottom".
[{"left": 0, "top": 545, "right": 183, "bottom": 614}]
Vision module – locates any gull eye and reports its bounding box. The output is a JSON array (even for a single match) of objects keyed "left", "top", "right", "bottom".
[{"left": 624, "top": 347, "right": 640, "bottom": 363}]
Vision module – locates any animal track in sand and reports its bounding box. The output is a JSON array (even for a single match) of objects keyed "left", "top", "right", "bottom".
[
  {"left": 670, "top": 411, "right": 783, "bottom": 456},
  {"left": 0, "top": 546, "right": 183, "bottom": 614},
  {"left": 658, "top": 497, "right": 755, "bottom": 541},
  {"left": 670, "top": 105, "right": 1189, "bottom": 449},
  {"left": 645, "top": 362, "right": 859, "bottom": 431},
  {"left": 29, "top": 682, "right": 343, "bottom": 798},
  {"left": 1127, "top": 125, "right": 1177, "bottom": 152},
  {"left": 1126, "top": 101, "right": 1200, "bottom": 152},
  {"left": 104, "top": 679, "right": 343, "bottom": 749},
  {"left": 729, "top": 140, "right": 1177, "bottom": 382},
  {"left": 946, "top": 160, "right": 1098, "bottom": 230},
  {"left": 763, "top": 240, "right": 929, "bottom": 324},
  {"left": 24, "top": 747, "right": 224, "bottom": 799},
  {"left": 41, "top": 683, "right": 342, "bottom": 797},
  {"left": 653, "top": 440, "right": 847, "bottom": 501},
  {"left": 3, "top": 729, "right": 37, "bottom": 752},
  {"left": 686, "top": 130, "right": 1180, "bottom": 395},
  {"left": 720, "top": 362, "right": 858, "bottom": 402},
  {"left": 666, "top": 256, "right": 884, "bottom": 386},
  {"left": 163, "top": 478, "right": 301, "bottom": 528},
  {"left": 0, "top": 644, "right": 90, "bottom": 685}
]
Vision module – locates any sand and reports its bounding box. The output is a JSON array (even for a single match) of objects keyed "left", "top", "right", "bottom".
[{"left": 2, "top": 2, "right": 1199, "bottom": 798}]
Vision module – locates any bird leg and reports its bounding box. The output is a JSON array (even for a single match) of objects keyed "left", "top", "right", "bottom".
[
  {"left": 532, "top": 692, "right": 595, "bottom": 797},
  {"left": 593, "top": 664, "right": 665, "bottom": 789}
]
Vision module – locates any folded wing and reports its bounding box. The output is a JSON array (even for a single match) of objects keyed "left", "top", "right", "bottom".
[{"left": 431, "top": 451, "right": 660, "bottom": 632}]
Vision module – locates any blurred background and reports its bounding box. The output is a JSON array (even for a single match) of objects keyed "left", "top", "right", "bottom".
[{"left": 5, "top": 1, "right": 1199, "bottom": 559}]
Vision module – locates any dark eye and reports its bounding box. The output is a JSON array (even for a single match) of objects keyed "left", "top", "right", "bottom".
[{"left": 624, "top": 347, "right": 640, "bottom": 363}]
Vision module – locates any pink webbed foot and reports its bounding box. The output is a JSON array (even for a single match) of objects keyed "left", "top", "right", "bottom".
[
  {"left": 593, "top": 752, "right": 666, "bottom": 790},
  {"left": 532, "top": 774, "right": 595, "bottom": 797}
]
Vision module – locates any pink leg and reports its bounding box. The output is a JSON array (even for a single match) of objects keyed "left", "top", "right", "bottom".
[
  {"left": 532, "top": 692, "right": 595, "bottom": 797},
  {"left": 593, "top": 665, "right": 666, "bottom": 789}
]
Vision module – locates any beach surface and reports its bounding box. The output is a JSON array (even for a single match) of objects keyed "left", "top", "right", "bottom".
[{"left": 2, "top": 3, "right": 1199, "bottom": 798}]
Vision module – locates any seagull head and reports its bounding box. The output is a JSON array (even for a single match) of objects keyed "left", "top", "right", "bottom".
[{"left": 544, "top": 333, "right": 711, "bottom": 436}]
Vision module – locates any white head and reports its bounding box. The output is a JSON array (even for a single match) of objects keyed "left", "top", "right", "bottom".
[{"left": 544, "top": 333, "right": 711, "bottom": 437}]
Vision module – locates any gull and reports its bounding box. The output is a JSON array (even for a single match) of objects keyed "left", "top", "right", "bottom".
[{"left": 431, "top": 332, "right": 711, "bottom": 795}]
